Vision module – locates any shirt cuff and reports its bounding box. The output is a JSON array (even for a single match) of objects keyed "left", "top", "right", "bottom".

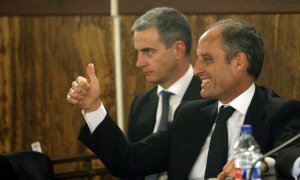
[
  {"left": 264, "top": 157, "right": 275, "bottom": 174},
  {"left": 81, "top": 103, "right": 107, "bottom": 133},
  {"left": 291, "top": 157, "right": 300, "bottom": 179}
]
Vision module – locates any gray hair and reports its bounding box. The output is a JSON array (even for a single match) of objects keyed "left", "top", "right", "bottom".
[
  {"left": 132, "top": 7, "right": 192, "bottom": 55},
  {"left": 209, "top": 19, "right": 264, "bottom": 80}
]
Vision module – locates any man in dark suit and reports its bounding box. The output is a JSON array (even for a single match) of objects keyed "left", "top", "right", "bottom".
[
  {"left": 126, "top": 7, "right": 201, "bottom": 179},
  {"left": 67, "top": 18, "right": 300, "bottom": 179},
  {"left": 128, "top": 7, "right": 201, "bottom": 144}
]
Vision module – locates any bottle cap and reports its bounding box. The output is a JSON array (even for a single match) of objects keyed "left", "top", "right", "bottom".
[{"left": 241, "top": 124, "right": 252, "bottom": 134}]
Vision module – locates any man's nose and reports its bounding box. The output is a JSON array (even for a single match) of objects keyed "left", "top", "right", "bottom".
[
  {"left": 193, "top": 60, "right": 204, "bottom": 75},
  {"left": 136, "top": 53, "right": 146, "bottom": 67}
]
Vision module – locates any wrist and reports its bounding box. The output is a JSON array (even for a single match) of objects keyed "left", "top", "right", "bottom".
[
  {"left": 84, "top": 99, "right": 102, "bottom": 113},
  {"left": 260, "top": 159, "right": 269, "bottom": 174}
]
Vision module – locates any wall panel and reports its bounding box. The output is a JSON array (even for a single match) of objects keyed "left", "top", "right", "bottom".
[{"left": 0, "top": 16, "right": 116, "bottom": 157}]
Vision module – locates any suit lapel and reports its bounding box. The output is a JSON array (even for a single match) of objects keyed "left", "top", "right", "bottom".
[
  {"left": 244, "top": 86, "right": 266, "bottom": 148},
  {"left": 134, "top": 90, "right": 158, "bottom": 139},
  {"left": 174, "top": 102, "right": 218, "bottom": 178},
  {"left": 182, "top": 76, "right": 202, "bottom": 101}
]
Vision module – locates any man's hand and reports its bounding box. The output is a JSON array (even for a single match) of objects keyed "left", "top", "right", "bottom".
[
  {"left": 67, "top": 63, "right": 101, "bottom": 112},
  {"left": 217, "top": 158, "right": 236, "bottom": 180}
]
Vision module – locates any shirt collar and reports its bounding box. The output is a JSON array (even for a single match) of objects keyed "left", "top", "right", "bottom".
[
  {"left": 218, "top": 83, "right": 255, "bottom": 115},
  {"left": 157, "top": 65, "right": 194, "bottom": 96}
]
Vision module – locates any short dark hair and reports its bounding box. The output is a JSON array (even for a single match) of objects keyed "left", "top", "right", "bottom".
[
  {"left": 132, "top": 7, "right": 192, "bottom": 55},
  {"left": 209, "top": 19, "right": 264, "bottom": 80}
]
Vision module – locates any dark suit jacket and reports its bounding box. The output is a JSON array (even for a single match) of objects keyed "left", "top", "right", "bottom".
[
  {"left": 128, "top": 76, "right": 202, "bottom": 142},
  {"left": 275, "top": 146, "right": 300, "bottom": 179},
  {"left": 0, "top": 151, "right": 54, "bottom": 180},
  {"left": 78, "top": 85, "right": 300, "bottom": 179}
]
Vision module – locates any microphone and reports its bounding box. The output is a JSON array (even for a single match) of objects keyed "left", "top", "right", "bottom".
[{"left": 250, "top": 133, "right": 300, "bottom": 177}]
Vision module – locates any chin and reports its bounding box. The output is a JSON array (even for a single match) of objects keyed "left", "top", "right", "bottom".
[
  {"left": 200, "top": 89, "right": 206, "bottom": 95},
  {"left": 146, "top": 78, "right": 158, "bottom": 84},
  {"left": 200, "top": 91, "right": 212, "bottom": 99}
]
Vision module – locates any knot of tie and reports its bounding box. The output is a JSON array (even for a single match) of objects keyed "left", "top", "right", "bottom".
[
  {"left": 216, "top": 106, "right": 235, "bottom": 124},
  {"left": 161, "top": 90, "right": 173, "bottom": 104}
]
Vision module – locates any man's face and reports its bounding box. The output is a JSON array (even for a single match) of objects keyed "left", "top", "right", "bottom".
[
  {"left": 194, "top": 27, "right": 240, "bottom": 103},
  {"left": 133, "top": 27, "right": 178, "bottom": 88}
]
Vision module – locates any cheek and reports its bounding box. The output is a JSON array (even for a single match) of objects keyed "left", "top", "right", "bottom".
[
  {"left": 156, "top": 56, "right": 172, "bottom": 70},
  {"left": 214, "top": 68, "right": 234, "bottom": 86}
]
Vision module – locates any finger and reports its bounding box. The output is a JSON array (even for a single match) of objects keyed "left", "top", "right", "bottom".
[
  {"left": 223, "top": 159, "right": 236, "bottom": 178},
  {"left": 74, "top": 88, "right": 88, "bottom": 96},
  {"left": 217, "top": 171, "right": 225, "bottom": 180},
  {"left": 72, "top": 81, "right": 78, "bottom": 89},
  {"left": 69, "top": 88, "right": 87, "bottom": 101},
  {"left": 86, "top": 63, "right": 97, "bottom": 83},
  {"left": 76, "top": 76, "right": 90, "bottom": 90},
  {"left": 67, "top": 94, "right": 80, "bottom": 105},
  {"left": 223, "top": 159, "right": 235, "bottom": 174},
  {"left": 72, "top": 81, "right": 89, "bottom": 96}
]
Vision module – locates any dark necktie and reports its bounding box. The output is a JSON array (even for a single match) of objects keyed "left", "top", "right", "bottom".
[
  {"left": 205, "top": 105, "right": 235, "bottom": 178},
  {"left": 158, "top": 91, "right": 174, "bottom": 131}
]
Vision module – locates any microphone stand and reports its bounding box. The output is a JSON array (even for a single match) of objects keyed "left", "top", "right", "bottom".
[{"left": 249, "top": 133, "right": 300, "bottom": 179}]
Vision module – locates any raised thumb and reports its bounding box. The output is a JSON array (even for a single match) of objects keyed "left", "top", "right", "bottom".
[{"left": 86, "top": 63, "right": 97, "bottom": 82}]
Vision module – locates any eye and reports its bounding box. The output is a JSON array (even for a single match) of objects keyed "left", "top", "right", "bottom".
[
  {"left": 145, "top": 49, "right": 154, "bottom": 55},
  {"left": 203, "top": 55, "right": 213, "bottom": 63}
]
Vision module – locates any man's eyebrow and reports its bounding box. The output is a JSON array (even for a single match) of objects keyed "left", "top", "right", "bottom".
[
  {"left": 140, "top": 47, "right": 155, "bottom": 52},
  {"left": 199, "top": 52, "right": 210, "bottom": 57}
]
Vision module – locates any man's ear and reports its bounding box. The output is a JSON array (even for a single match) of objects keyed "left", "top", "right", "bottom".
[
  {"left": 173, "top": 41, "right": 185, "bottom": 58},
  {"left": 233, "top": 52, "right": 249, "bottom": 70}
]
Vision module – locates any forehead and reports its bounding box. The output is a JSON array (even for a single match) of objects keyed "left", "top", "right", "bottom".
[
  {"left": 197, "top": 27, "right": 223, "bottom": 55},
  {"left": 133, "top": 26, "right": 163, "bottom": 48},
  {"left": 133, "top": 26, "right": 160, "bottom": 41}
]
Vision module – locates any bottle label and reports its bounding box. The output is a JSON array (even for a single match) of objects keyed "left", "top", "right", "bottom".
[
  {"left": 235, "top": 167, "right": 261, "bottom": 180},
  {"left": 235, "top": 168, "right": 242, "bottom": 180}
]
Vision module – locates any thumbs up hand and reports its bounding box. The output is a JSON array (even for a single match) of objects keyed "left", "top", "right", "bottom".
[{"left": 67, "top": 63, "right": 101, "bottom": 112}]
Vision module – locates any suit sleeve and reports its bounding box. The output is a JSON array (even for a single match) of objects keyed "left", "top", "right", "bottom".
[
  {"left": 78, "top": 115, "right": 169, "bottom": 177},
  {"left": 272, "top": 100, "right": 300, "bottom": 178},
  {"left": 275, "top": 146, "right": 300, "bottom": 178},
  {"left": 127, "top": 95, "right": 140, "bottom": 141}
]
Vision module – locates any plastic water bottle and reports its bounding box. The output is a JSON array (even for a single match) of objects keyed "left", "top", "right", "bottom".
[{"left": 234, "top": 124, "right": 262, "bottom": 180}]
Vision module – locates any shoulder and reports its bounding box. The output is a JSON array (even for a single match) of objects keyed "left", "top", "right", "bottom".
[
  {"left": 171, "top": 99, "right": 217, "bottom": 136},
  {"left": 130, "top": 86, "right": 158, "bottom": 114},
  {"left": 132, "top": 86, "right": 158, "bottom": 104},
  {"left": 180, "top": 99, "right": 216, "bottom": 109},
  {"left": 175, "top": 99, "right": 217, "bottom": 117},
  {"left": 255, "top": 86, "right": 300, "bottom": 122},
  {"left": 256, "top": 85, "right": 300, "bottom": 109}
]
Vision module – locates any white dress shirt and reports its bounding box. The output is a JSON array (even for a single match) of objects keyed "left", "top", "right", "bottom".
[
  {"left": 154, "top": 65, "right": 194, "bottom": 133},
  {"left": 292, "top": 157, "right": 300, "bottom": 179},
  {"left": 188, "top": 83, "right": 255, "bottom": 179}
]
